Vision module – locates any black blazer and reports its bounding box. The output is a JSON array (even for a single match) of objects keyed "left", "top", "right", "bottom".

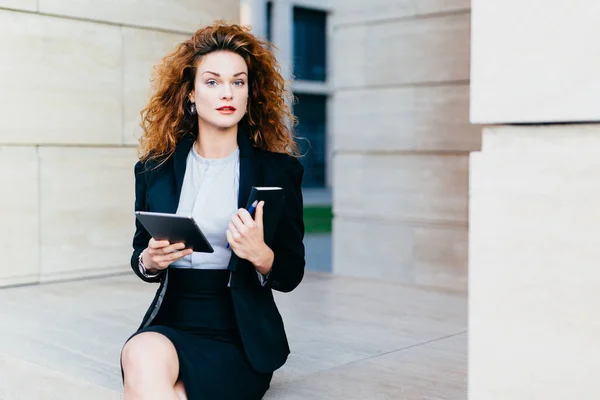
[{"left": 130, "top": 127, "right": 305, "bottom": 373}]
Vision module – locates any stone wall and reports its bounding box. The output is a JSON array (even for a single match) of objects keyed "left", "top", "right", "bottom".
[
  {"left": 469, "top": 0, "right": 600, "bottom": 397},
  {"left": 0, "top": 2, "right": 238, "bottom": 286},
  {"left": 331, "top": 0, "right": 480, "bottom": 290}
]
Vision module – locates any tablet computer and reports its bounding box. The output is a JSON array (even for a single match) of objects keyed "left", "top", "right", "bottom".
[{"left": 135, "top": 211, "right": 214, "bottom": 253}]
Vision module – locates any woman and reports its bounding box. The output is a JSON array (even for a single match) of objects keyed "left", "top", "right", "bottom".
[{"left": 120, "top": 21, "right": 305, "bottom": 400}]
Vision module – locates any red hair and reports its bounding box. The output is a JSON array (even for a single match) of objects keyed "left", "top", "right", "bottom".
[{"left": 139, "top": 21, "right": 298, "bottom": 161}]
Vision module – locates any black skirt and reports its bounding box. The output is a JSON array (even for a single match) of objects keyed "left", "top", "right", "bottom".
[{"left": 127, "top": 268, "right": 272, "bottom": 400}]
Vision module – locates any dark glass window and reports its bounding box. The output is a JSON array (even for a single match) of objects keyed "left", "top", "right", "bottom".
[
  {"left": 293, "top": 7, "right": 327, "bottom": 81},
  {"left": 294, "top": 94, "right": 327, "bottom": 188},
  {"left": 266, "top": 1, "right": 273, "bottom": 42}
]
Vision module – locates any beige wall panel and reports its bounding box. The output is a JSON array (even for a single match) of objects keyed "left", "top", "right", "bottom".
[
  {"left": 333, "top": 13, "right": 470, "bottom": 89},
  {"left": 0, "top": 1, "right": 36, "bottom": 11},
  {"left": 471, "top": 0, "right": 600, "bottom": 123},
  {"left": 470, "top": 128, "right": 600, "bottom": 398},
  {"left": 365, "top": 13, "right": 470, "bottom": 87},
  {"left": 334, "top": 154, "right": 469, "bottom": 224},
  {"left": 414, "top": 85, "right": 481, "bottom": 151},
  {"left": 122, "top": 28, "right": 189, "bottom": 145},
  {"left": 39, "top": 147, "right": 137, "bottom": 281},
  {"left": 0, "top": 11, "right": 40, "bottom": 145},
  {"left": 331, "top": 25, "right": 368, "bottom": 89},
  {"left": 333, "top": 217, "right": 414, "bottom": 283},
  {"left": 39, "top": 0, "right": 240, "bottom": 33},
  {"left": 332, "top": 0, "right": 470, "bottom": 26},
  {"left": 0, "top": 12, "right": 122, "bottom": 145},
  {"left": 333, "top": 87, "right": 416, "bottom": 151},
  {"left": 417, "top": 0, "right": 470, "bottom": 15},
  {"left": 413, "top": 224, "right": 467, "bottom": 290},
  {"left": 481, "top": 124, "right": 600, "bottom": 153},
  {"left": 333, "top": 217, "right": 467, "bottom": 290},
  {"left": 332, "top": 0, "right": 414, "bottom": 26},
  {"left": 0, "top": 147, "right": 39, "bottom": 287},
  {"left": 334, "top": 85, "right": 480, "bottom": 152}
]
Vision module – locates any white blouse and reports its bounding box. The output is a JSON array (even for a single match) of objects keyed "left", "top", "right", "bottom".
[{"left": 170, "top": 145, "right": 239, "bottom": 270}]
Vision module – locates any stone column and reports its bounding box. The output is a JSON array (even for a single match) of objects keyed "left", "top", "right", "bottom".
[
  {"left": 240, "top": 0, "right": 266, "bottom": 39},
  {"left": 269, "top": 0, "right": 293, "bottom": 81},
  {"left": 469, "top": 0, "right": 600, "bottom": 398},
  {"left": 330, "top": 0, "right": 478, "bottom": 291}
]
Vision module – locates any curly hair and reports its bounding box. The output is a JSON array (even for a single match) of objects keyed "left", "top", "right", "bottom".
[{"left": 138, "top": 21, "right": 298, "bottom": 161}]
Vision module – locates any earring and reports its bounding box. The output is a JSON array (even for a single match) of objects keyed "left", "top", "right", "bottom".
[{"left": 190, "top": 103, "right": 197, "bottom": 115}]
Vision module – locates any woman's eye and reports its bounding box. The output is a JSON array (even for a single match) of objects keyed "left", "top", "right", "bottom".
[
  {"left": 206, "top": 80, "right": 217, "bottom": 86},
  {"left": 233, "top": 80, "right": 245, "bottom": 87}
]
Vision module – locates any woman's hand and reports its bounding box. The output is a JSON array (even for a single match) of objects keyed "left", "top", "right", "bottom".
[
  {"left": 142, "top": 238, "right": 193, "bottom": 274},
  {"left": 226, "top": 201, "right": 274, "bottom": 275}
]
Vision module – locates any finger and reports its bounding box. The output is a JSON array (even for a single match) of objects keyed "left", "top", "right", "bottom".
[
  {"left": 154, "top": 249, "right": 192, "bottom": 264},
  {"left": 168, "top": 248, "right": 193, "bottom": 261},
  {"left": 229, "top": 221, "right": 240, "bottom": 236},
  {"left": 149, "top": 238, "right": 170, "bottom": 249},
  {"left": 254, "top": 201, "right": 264, "bottom": 229},
  {"left": 226, "top": 229, "right": 236, "bottom": 248},
  {"left": 230, "top": 214, "right": 248, "bottom": 234},
  {"left": 229, "top": 222, "right": 242, "bottom": 241},
  {"left": 237, "top": 208, "right": 255, "bottom": 226},
  {"left": 161, "top": 242, "right": 186, "bottom": 254},
  {"left": 147, "top": 245, "right": 163, "bottom": 256}
]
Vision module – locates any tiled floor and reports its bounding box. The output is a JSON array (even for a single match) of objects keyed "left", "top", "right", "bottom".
[{"left": 0, "top": 272, "right": 467, "bottom": 399}]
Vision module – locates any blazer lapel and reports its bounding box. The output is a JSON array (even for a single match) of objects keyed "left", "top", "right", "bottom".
[
  {"left": 237, "top": 126, "right": 261, "bottom": 209},
  {"left": 170, "top": 132, "right": 196, "bottom": 213},
  {"left": 229, "top": 124, "right": 262, "bottom": 273}
]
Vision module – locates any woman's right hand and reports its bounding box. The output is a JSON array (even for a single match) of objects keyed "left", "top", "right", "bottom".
[{"left": 142, "top": 238, "right": 193, "bottom": 273}]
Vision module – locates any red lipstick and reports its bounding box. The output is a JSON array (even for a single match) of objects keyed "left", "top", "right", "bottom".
[{"left": 216, "top": 106, "right": 236, "bottom": 113}]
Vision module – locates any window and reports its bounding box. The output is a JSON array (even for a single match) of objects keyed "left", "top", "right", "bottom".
[
  {"left": 293, "top": 7, "right": 327, "bottom": 81},
  {"left": 294, "top": 94, "right": 327, "bottom": 188},
  {"left": 266, "top": 1, "right": 273, "bottom": 42}
]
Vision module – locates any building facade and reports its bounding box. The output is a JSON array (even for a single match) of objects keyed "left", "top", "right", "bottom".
[
  {"left": 0, "top": 1, "right": 238, "bottom": 286},
  {"left": 244, "top": 0, "right": 479, "bottom": 291},
  {"left": 2, "top": 0, "right": 478, "bottom": 292},
  {"left": 242, "top": 0, "right": 334, "bottom": 190},
  {"left": 330, "top": 1, "right": 479, "bottom": 291}
]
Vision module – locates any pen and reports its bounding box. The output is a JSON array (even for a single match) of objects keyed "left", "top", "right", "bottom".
[
  {"left": 247, "top": 200, "right": 259, "bottom": 216},
  {"left": 226, "top": 200, "right": 259, "bottom": 249}
]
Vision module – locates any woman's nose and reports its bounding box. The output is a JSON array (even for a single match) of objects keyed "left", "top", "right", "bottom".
[{"left": 220, "top": 85, "right": 233, "bottom": 100}]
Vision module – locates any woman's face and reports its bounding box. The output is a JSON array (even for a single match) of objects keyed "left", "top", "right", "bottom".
[{"left": 190, "top": 50, "right": 249, "bottom": 131}]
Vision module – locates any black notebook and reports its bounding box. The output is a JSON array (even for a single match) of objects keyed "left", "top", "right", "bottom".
[{"left": 246, "top": 186, "right": 285, "bottom": 244}]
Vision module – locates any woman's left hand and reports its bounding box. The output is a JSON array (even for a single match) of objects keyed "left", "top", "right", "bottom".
[{"left": 227, "top": 201, "right": 274, "bottom": 275}]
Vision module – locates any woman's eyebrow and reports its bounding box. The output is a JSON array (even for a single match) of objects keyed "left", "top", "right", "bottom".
[{"left": 201, "top": 71, "right": 247, "bottom": 77}]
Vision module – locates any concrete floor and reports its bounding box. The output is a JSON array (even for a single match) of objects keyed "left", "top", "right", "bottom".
[{"left": 0, "top": 271, "right": 467, "bottom": 399}]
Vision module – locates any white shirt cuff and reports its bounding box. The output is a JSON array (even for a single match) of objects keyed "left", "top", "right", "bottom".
[
  {"left": 138, "top": 252, "right": 160, "bottom": 278},
  {"left": 256, "top": 270, "right": 269, "bottom": 287}
]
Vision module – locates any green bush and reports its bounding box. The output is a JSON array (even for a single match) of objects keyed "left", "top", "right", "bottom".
[{"left": 303, "top": 206, "right": 332, "bottom": 234}]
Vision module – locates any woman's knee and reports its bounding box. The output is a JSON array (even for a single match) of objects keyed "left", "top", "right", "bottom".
[
  {"left": 174, "top": 380, "right": 187, "bottom": 400},
  {"left": 121, "top": 332, "right": 179, "bottom": 384}
]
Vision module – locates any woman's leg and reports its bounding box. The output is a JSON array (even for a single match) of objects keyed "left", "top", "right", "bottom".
[
  {"left": 174, "top": 380, "right": 188, "bottom": 400},
  {"left": 121, "top": 332, "right": 187, "bottom": 400}
]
